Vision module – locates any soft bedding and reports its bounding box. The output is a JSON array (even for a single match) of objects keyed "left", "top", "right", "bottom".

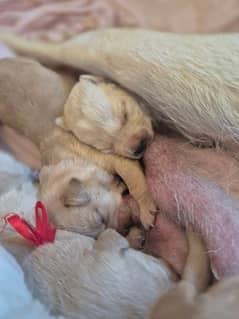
[{"left": 0, "top": 246, "right": 64, "bottom": 319}]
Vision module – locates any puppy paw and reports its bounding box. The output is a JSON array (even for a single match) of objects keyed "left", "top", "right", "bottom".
[
  {"left": 112, "top": 177, "right": 127, "bottom": 194},
  {"left": 127, "top": 226, "right": 145, "bottom": 249},
  {"left": 139, "top": 198, "right": 158, "bottom": 230}
]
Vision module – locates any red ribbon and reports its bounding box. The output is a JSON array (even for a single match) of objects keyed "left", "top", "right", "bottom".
[{"left": 2, "top": 201, "right": 56, "bottom": 246}]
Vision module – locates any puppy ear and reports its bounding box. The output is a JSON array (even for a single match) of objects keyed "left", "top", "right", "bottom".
[
  {"left": 95, "top": 229, "right": 129, "bottom": 251},
  {"left": 55, "top": 116, "right": 69, "bottom": 131},
  {"left": 79, "top": 74, "right": 104, "bottom": 85},
  {"left": 63, "top": 178, "right": 90, "bottom": 207}
]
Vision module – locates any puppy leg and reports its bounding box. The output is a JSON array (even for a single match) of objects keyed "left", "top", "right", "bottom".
[
  {"left": 112, "top": 156, "right": 157, "bottom": 229},
  {"left": 182, "top": 231, "right": 210, "bottom": 293},
  {"left": 96, "top": 227, "right": 146, "bottom": 253},
  {"left": 150, "top": 231, "right": 210, "bottom": 319},
  {"left": 127, "top": 226, "right": 145, "bottom": 249}
]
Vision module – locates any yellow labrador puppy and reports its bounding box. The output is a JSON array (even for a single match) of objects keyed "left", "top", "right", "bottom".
[
  {"left": 0, "top": 229, "right": 208, "bottom": 319},
  {"left": 56, "top": 75, "right": 153, "bottom": 159}
]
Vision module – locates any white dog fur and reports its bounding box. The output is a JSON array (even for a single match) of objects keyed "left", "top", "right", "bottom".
[
  {"left": 12, "top": 229, "right": 175, "bottom": 319},
  {"left": 1, "top": 29, "right": 239, "bottom": 151}
]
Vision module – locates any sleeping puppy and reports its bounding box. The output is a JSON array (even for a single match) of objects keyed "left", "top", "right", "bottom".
[
  {"left": 56, "top": 75, "right": 153, "bottom": 159},
  {"left": 0, "top": 228, "right": 208, "bottom": 319},
  {"left": 38, "top": 158, "right": 122, "bottom": 237},
  {"left": 0, "top": 57, "right": 155, "bottom": 233},
  {"left": 1, "top": 29, "right": 238, "bottom": 151}
]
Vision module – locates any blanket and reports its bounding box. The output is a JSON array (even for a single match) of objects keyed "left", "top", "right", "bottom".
[
  {"left": 0, "top": 0, "right": 238, "bottom": 41},
  {"left": 0, "top": 246, "right": 64, "bottom": 319}
]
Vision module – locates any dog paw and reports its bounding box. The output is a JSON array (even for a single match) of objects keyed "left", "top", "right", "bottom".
[
  {"left": 139, "top": 199, "right": 158, "bottom": 230},
  {"left": 140, "top": 212, "right": 155, "bottom": 230},
  {"left": 127, "top": 227, "right": 145, "bottom": 249}
]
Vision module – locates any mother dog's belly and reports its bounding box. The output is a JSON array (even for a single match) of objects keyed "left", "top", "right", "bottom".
[{"left": 144, "top": 135, "right": 239, "bottom": 279}]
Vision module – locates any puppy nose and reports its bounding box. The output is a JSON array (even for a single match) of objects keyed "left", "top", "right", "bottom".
[{"left": 134, "top": 138, "right": 148, "bottom": 157}]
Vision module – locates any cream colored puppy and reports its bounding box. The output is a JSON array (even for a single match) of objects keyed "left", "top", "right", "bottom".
[
  {"left": 56, "top": 75, "right": 153, "bottom": 159},
  {"left": 0, "top": 229, "right": 209, "bottom": 319},
  {"left": 0, "top": 57, "right": 155, "bottom": 232},
  {"left": 1, "top": 29, "right": 239, "bottom": 150},
  {"left": 39, "top": 159, "right": 122, "bottom": 237}
]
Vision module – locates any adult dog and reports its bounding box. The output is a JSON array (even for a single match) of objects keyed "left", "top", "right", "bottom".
[{"left": 0, "top": 29, "right": 238, "bottom": 151}]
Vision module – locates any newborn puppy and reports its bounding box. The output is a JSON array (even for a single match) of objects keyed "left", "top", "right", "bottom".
[
  {"left": 0, "top": 229, "right": 208, "bottom": 319},
  {"left": 1, "top": 230, "right": 175, "bottom": 319},
  {"left": 0, "top": 57, "right": 155, "bottom": 233},
  {"left": 56, "top": 75, "right": 153, "bottom": 159},
  {"left": 39, "top": 158, "right": 122, "bottom": 237}
]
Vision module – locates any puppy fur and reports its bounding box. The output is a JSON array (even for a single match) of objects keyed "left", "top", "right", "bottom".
[
  {"left": 0, "top": 228, "right": 209, "bottom": 319},
  {"left": 56, "top": 74, "right": 153, "bottom": 159},
  {"left": 0, "top": 57, "right": 155, "bottom": 232},
  {"left": 1, "top": 29, "right": 239, "bottom": 151}
]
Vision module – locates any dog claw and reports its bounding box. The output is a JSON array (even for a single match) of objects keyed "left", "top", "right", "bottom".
[
  {"left": 140, "top": 213, "right": 155, "bottom": 230},
  {"left": 150, "top": 209, "right": 159, "bottom": 216},
  {"left": 127, "top": 227, "right": 145, "bottom": 249}
]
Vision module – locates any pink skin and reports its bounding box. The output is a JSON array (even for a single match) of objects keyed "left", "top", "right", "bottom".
[
  {"left": 144, "top": 135, "right": 239, "bottom": 279},
  {"left": 0, "top": 1, "right": 142, "bottom": 42},
  {"left": 143, "top": 214, "right": 187, "bottom": 276},
  {"left": 118, "top": 195, "right": 188, "bottom": 276}
]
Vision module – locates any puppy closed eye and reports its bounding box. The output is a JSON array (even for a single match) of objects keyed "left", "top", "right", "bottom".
[
  {"left": 63, "top": 178, "right": 91, "bottom": 207},
  {"left": 121, "top": 101, "right": 128, "bottom": 125}
]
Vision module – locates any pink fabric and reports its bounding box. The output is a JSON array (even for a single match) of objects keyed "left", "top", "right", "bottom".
[
  {"left": 1, "top": 0, "right": 239, "bottom": 40},
  {"left": 0, "top": 0, "right": 142, "bottom": 42}
]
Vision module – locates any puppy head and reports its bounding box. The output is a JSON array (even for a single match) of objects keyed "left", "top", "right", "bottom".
[
  {"left": 39, "top": 159, "right": 122, "bottom": 237},
  {"left": 56, "top": 75, "right": 153, "bottom": 159}
]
